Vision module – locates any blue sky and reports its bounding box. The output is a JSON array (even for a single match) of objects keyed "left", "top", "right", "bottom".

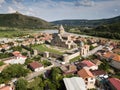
[{"left": 0, "top": 0, "right": 120, "bottom": 21}]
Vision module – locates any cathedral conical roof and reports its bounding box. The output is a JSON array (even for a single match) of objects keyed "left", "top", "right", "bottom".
[{"left": 59, "top": 24, "right": 65, "bottom": 34}]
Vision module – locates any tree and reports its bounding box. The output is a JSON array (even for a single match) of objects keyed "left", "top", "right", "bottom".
[
  {"left": 15, "top": 78, "right": 28, "bottom": 90},
  {"left": 99, "top": 60, "right": 110, "bottom": 72},
  {"left": 41, "top": 60, "right": 52, "bottom": 67},
  {"left": 11, "top": 46, "right": 22, "bottom": 52},
  {"left": 44, "top": 79, "right": 56, "bottom": 90},
  {"left": 50, "top": 67, "right": 63, "bottom": 89},
  {"left": 0, "top": 61, "right": 4, "bottom": 66},
  {"left": 27, "top": 76, "right": 45, "bottom": 90},
  {"left": 1, "top": 64, "right": 29, "bottom": 82}
]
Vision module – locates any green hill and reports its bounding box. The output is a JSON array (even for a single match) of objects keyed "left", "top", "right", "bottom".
[
  {"left": 0, "top": 12, "right": 51, "bottom": 29},
  {"left": 51, "top": 16, "right": 120, "bottom": 27},
  {"left": 52, "top": 16, "right": 120, "bottom": 39}
]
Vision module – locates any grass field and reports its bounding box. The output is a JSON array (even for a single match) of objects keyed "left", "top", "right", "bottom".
[
  {"left": 32, "top": 44, "right": 63, "bottom": 55},
  {"left": 0, "top": 27, "right": 39, "bottom": 38},
  {"left": 70, "top": 56, "right": 81, "bottom": 62}
]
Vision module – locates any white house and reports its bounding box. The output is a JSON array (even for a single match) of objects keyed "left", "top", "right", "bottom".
[
  {"left": 78, "top": 68, "right": 96, "bottom": 89},
  {"left": 4, "top": 51, "right": 27, "bottom": 64}
]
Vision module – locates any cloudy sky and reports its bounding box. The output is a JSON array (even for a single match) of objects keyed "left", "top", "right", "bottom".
[{"left": 0, "top": 0, "right": 120, "bottom": 21}]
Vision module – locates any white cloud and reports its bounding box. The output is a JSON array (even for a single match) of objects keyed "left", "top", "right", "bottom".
[
  {"left": 0, "top": 0, "right": 5, "bottom": 4},
  {"left": 75, "top": 0, "right": 95, "bottom": 7},
  {"left": 8, "top": 7, "right": 16, "bottom": 13},
  {"left": 0, "top": 0, "right": 119, "bottom": 21},
  {"left": 0, "top": 0, "right": 5, "bottom": 7}
]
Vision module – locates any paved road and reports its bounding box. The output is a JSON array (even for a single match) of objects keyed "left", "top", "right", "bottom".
[
  {"left": 25, "top": 59, "right": 62, "bottom": 81},
  {"left": 25, "top": 64, "right": 54, "bottom": 81}
]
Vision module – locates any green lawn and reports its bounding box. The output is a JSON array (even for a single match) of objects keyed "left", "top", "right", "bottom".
[
  {"left": 32, "top": 44, "right": 63, "bottom": 55},
  {"left": 0, "top": 30, "right": 30, "bottom": 38},
  {"left": 70, "top": 56, "right": 81, "bottom": 63},
  {"left": 0, "top": 27, "right": 36, "bottom": 38}
]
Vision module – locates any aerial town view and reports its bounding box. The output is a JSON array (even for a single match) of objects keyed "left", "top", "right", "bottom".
[{"left": 0, "top": 0, "right": 120, "bottom": 90}]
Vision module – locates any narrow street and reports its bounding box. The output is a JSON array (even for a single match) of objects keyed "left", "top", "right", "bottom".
[
  {"left": 25, "top": 59, "right": 61, "bottom": 81},
  {"left": 25, "top": 64, "right": 54, "bottom": 81}
]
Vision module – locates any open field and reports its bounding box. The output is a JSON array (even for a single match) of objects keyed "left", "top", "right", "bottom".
[
  {"left": 32, "top": 44, "right": 64, "bottom": 55},
  {"left": 0, "top": 27, "right": 45, "bottom": 38}
]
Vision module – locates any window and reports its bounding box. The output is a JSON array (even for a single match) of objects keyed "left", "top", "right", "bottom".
[
  {"left": 91, "top": 78, "right": 93, "bottom": 80},
  {"left": 90, "top": 82, "right": 93, "bottom": 84},
  {"left": 85, "top": 82, "right": 88, "bottom": 85},
  {"left": 85, "top": 78, "right": 88, "bottom": 81}
]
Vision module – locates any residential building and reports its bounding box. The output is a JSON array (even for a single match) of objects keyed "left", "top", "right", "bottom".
[
  {"left": 60, "top": 64, "right": 77, "bottom": 75},
  {"left": 91, "top": 59, "right": 102, "bottom": 66},
  {"left": 3, "top": 51, "right": 27, "bottom": 64},
  {"left": 91, "top": 70, "right": 108, "bottom": 78},
  {"left": 103, "top": 52, "right": 120, "bottom": 70},
  {"left": 108, "top": 78, "right": 120, "bottom": 90},
  {"left": 28, "top": 61, "right": 44, "bottom": 72},
  {"left": 63, "top": 77, "right": 86, "bottom": 90},
  {"left": 0, "top": 86, "right": 12, "bottom": 90},
  {"left": 78, "top": 68, "right": 96, "bottom": 89},
  {"left": 80, "top": 60, "right": 98, "bottom": 70}
]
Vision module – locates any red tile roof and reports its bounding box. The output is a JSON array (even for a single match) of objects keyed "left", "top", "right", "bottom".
[
  {"left": 0, "top": 86, "right": 12, "bottom": 90},
  {"left": 81, "top": 60, "right": 96, "bottom": 67},
  {"left": 109, "top": 78, "right": 120, "bottom": 90},
  {"left": 78, "top": 68, "right": 94, "bottom": 78},
  {"left": 12, "top": 51, "right": 21, "bottom": 57},
  {"left": 103, "top": 52, "right": 120, "bottom": 62},
  {"left": 29, "top": 61, "right": 43, "bottom": 70},
  {"left": 91, "top": 70, "right": 107, "bottom": 76}
]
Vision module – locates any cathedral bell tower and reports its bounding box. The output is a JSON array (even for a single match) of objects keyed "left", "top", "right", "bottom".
[{"left": 58, "top": 24, "right": 65, "bottom": 34}]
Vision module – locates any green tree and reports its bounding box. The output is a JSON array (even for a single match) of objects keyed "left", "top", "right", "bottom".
[
  {"left": 41, "top": 60, "right": 52, "bottom": 67},
  {"left": 0, "top": 61, "right": 4, "bottom": 66},
  {"left": 99, "top": 60, "right": 110, "bottom": 72},
  {"left": 11, "top": 46, "right": 22, "bottom": 52},
  {"left": 1, "top": 64, "right": 29, "bottom": 82},
  {"left": 15, "top": 78, "right": 28, "bottom": 90}
]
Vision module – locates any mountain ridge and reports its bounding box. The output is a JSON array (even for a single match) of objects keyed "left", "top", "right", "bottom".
[
  {"left": 51, "top": 15, "right": 120, "bottom": 27},
  {"left": 0, "top": 12, "right": 51, "bottom": 29}
]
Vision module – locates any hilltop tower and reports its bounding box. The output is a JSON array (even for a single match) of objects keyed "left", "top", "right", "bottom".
[{"left": 58, "top": 24, "right": 65, "bottom": 34}]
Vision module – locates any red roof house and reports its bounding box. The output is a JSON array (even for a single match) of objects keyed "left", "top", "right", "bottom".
[
  {"left": 28, "top": 61, "right": 44, "bottom": 72},
  {"left": 108, "top": 78, "right": 120, "bottom": 90},
  {"left": 0, "top": 86, "right": 12, "bottom": 90},
  {"left": 81, "top": 60, "right": 98, "bottom": 70}
]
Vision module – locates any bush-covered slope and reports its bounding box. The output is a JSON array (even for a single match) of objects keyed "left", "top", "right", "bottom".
[{"left": 0, "top": 12, "right": 51, "bottom": 29}]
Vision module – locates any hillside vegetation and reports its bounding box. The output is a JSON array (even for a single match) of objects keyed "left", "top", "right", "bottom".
[
  {"left": 0, "top": 12, "right": 51, "bottom": 29},
  {"left": 51, "top": 16, "right": 120, "bottom": 27},
  {"left": 52, "top": 16, "right": 120, "bottom": 40}
]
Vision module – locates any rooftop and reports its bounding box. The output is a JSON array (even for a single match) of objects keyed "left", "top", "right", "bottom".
[
  {"left": 12, "top": 51, "right": 21, "bottom": 57},
  {"left": 29, "top": 61, "right": 43, "bottom": 69},
  {"left": 78, "top": 68, "right": 94, "bottom": 78},
  {"left": 109, "top": 78, "right": 120, "bottom": 90},
  {"left": 63, "top": 77, "right": 86, "bottom": 90},
  {"left": 91, "top": 59, "right": 102, "bottom": 66},
  {"left": 91, "top": 70, "right": 107, "bottom": 76},
  {"left": 0, "top": 86, "right": 12, "bottom": 90},
  {"left": 103, "top": 52, "right": 120, "bottom": 62},
  {"left": 81, "top": 60, "right": 96, "bottom": 67}
]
